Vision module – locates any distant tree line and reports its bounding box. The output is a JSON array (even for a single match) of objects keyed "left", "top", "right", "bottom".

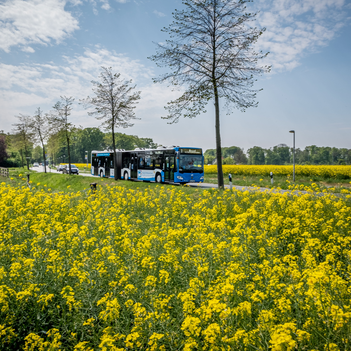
[
  {"left": 205, "top": 146, "right": 248, "bottom": 165},
  {"left": 205, "top": 144, "right": 351, "bottom": 165},
  {"left": 0, "top": 127, "right": 157, "bottom": 168}
]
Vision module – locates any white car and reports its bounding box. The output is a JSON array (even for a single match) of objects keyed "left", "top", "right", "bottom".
[
  {"left": 62, "top": 164, "right": 79, "bottom": 175},
  {"left": 33, "top": 162, "right": 39, "bottom": 167}
]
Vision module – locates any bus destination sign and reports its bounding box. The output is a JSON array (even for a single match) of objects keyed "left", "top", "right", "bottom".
[{"left": 180, "top": 148, "right": 202, "bottom": 155}]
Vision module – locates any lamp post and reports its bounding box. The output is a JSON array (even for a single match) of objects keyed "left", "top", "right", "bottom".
[
  {"left": 289, "top": 130, "right": 295, "bottom": 182},
  {"left": 85, "top": 151, "right": 88, "bottom": 168}
]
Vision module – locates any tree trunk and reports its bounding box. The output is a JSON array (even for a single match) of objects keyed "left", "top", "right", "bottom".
[
  {"left": 112, "top": 125, "right": 118, "bottom": 181},
  {"left": 40, "top": 132, "right": 47, "bottom": 174},
  {"left": 67, "top": 135, "right": 71, "bottom": 175},
  {"left": 211, "top": 9, "right": 223, "bottom": 189},
  {"left": 42, "top": 146, "right": 47, "bottom": 173},
  {"left": 213, "top": 81, "right": 224, "bottom": 189},
  {"left": 24, "top": 143, "right": 30, "bottom": 171},
  {"left": 20, "top": 149, "right": 24, "bottom": 168}
]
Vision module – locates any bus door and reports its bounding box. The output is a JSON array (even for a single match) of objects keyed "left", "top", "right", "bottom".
[
  {"left": 131, "top": 154, "right": 138, "bottom": 179},
  {"left": 105, "top": 157, "right": 110, "bottom": 178},
  {"left": 92, "top": 156, "right": 98, "bottom": 176},
  {"left": 169, "top": 155, "right": 175, "bottom": 182},
  {"left": 96, "top": 158, "right": 101, "bottom": 176},
  {"left": 164, "top": 155, "right": 171, "bottom": 182},
  {"left": 109, "top": 156, "right": 114, "bottom": 178}
]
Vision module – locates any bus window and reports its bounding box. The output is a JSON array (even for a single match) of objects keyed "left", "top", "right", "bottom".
[
  {"left": 122, "top": 153, "right": 130, "bottom": 168},
  {"left": 145, "top": 155, "right": 152, "bottom": 168},
  {"left": 139, "top": 157, "right": 144, "bottom": 168},
  {"left": 170, "top": 157, "right": 175, "bottom": 171},
  {"left": 154, "top": 155, "right": 162, "bottom": 168}
]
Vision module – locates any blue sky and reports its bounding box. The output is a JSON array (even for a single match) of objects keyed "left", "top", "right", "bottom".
[{"left": 0, "top": 0, "right": 350, "bottom": 152}]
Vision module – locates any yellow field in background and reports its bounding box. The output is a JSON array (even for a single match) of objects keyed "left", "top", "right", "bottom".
[
  {"left": 205, "top": 165, "right": 351, "bottom": 179},
  {"left": 58, "top": 163, "right": 91, "bottom": 168}
]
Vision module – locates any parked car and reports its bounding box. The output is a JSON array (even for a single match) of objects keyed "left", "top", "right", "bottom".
[
  {"left": 57, "top": 164, "right": 64, "bottom": 172},
  {"left": 62, "top": 164, "right": 79, "bottom": 175},
  {"left": 33, "top": 162, "right": 39, "bottom": 167}
]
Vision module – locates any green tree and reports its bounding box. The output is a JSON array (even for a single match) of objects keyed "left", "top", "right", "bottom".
[
  {"left": 223, "top": 146, "right": 240, "bottom": 159},
  {"left": 223, "top": 157, "right": 235, "bottom": 165},
  {"left": 32, "top": 145, "right": 43, "bottom": 163},
  {"left": 138, "top": 138, "right": 158, "bottom": 149},
  {"left": 12, "top": 114, "right": 34, "bottom": 170},
  {"left": 248, "top": 146, "right": 265, "bottom": 165},
  {"left": 0, "top": 134, "right": 8, "bottom": 166},
  {"left": 265, "top": 145, "right": 290, "bottom": 165},
  {"left": 223, "top": 146, "right": 247, "bottom": 164},
  {"left": 340, "top": 148, "right": 351, "bottom": 164},
  {"left": 204, "top": 149, "right": 216, "bottom": 165},
  {"left": 149, "top": 0, "right": 269, "bottom": 188},
  {"left": 82, "top": 67, "right": 141, "bottom": 180},
  {"left": 75, "top": 127, "right": 105, "bottom": 163},
  {"left": 47, "top": 130, "right": 65, "bottom": 165}
]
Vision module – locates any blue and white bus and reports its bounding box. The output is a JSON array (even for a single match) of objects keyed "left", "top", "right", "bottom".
[{"left": 91, "top": 146, "right": 204, "bottom": 184}]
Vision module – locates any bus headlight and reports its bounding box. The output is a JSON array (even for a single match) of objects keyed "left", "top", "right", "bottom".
[
  {"left": 177, "top": 176, "right": 183, "bottom": 180},
  {"left": 200, "top": 176, "right": 204, "bottom": 180}
]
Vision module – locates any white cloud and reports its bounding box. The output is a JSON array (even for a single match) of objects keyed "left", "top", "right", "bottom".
[
  {"left": 100, "top": 0, "right": 111, "bottom": 10},
  {"left": 254, "top": 0, "right": 350, "bottom": 71},
  {"left": 0, "top": 0, "right": 79, "bottom": 52},
  {"left": 153, "top": 10, "right": 166, "bottom": 17},
  {"left": 0, "top": 48, "right": 179, "bottom": 132},
  {"left": 22, "top": 46, "right": 36, "bottom": 53}
]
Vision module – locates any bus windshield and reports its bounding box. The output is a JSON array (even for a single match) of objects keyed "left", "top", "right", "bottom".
[{"left": 179, "top": 154, "right": 203, "bottom": 173}]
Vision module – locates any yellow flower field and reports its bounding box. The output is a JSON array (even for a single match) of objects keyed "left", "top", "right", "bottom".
[
  {"left": 205, "top": 165, "right": 351, "bottom": 179},
  {"left": 0, "top": 182, "right": 350, "bottom": 350}
]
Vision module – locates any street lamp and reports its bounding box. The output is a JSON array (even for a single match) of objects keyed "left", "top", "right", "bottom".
[
  {"left": 85, "top": 151, "right": 88, "bottom": 167},
  {"left": 289, "top": 130, "right": 295, "bottom": 182}
]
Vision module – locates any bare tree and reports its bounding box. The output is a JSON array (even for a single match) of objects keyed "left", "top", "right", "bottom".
[
  {"left": 149, "top": 0, "right": 270, "bottom": 188},
  {"left": 12, "top": 114, "right": 34, "bottom": 170},
  {"left": 82, "top": 67, "right": 141, "bottom": 180},
  {"left": 50, "top": 96, "right": 75, "bottom": 175},
  {"left": 30, "top": 107, "right": 49, "bottom": 173}
]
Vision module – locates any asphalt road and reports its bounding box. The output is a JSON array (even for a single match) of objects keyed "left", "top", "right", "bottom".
[
  {"left": 30, "top": 165, "right": 272, "bottom": 191},
  {"left": 30, "top": 165, "right": 94, "bottom": 177},
  {"left": 29, "top": 166, "right": 335, "bottom": 196}
]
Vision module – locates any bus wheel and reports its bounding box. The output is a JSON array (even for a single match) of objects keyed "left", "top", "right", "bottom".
[
  {"left": 155, "top": 173, "right": 162, "bottom": 183},
  {"left": 124, "top": 171, "right": 128, "bottom": 180}
]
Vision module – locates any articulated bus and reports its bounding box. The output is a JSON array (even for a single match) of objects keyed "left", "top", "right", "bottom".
[{"left": 91, "top": 146, "right": 204, "bottom": 184}]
